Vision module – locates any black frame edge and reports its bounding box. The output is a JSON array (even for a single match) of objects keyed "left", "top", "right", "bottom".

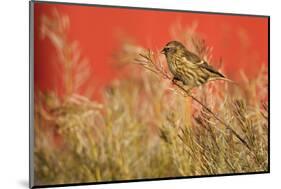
[
  {"left": 29, "top": 1, "right": 35, "bottom": 188},
  {"left": 267, "top": 16, "right": 270, "bottom": 173}
]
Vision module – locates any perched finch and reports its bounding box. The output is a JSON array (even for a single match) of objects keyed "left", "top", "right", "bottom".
[{"left": 161, "top": 41, "right": 230, "bottom": 89}]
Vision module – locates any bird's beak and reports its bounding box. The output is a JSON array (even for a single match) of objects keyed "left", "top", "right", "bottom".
[{"left": 160, "top": 48, "right": 165, "bottom": 54}]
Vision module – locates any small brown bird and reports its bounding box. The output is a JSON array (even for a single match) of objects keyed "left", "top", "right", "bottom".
[{"left": 161, "top": 41, "right": 230, "bottom": 89}]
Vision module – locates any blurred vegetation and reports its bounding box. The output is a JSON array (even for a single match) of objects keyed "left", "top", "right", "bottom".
[{"left": 34, "top": 11, "right": 268, "bottom": 186}]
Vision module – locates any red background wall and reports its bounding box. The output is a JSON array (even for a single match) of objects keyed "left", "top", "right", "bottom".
[{"left": 34, "top": 2, "right": 268, "bottom": 98}]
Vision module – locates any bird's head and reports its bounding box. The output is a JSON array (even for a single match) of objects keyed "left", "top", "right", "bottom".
[{"left": 161, "top": 41, "right": 186, "bottom": 57}]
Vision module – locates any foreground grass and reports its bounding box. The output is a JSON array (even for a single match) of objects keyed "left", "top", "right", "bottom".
[{"left": 34, "top": 64, "right": 268, "bottom": 185}]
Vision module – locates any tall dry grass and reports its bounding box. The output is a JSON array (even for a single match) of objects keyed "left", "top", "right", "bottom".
[{"left": 33, "top": 11, "right": 268, "bottom": 186}]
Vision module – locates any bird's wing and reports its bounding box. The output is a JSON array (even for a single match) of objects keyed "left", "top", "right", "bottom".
[
  {"left": 183, "top": 50, "right": 225, "bottom": 78},
  {"left": 199, "top": 62, "right": 225, "bottom": 78},
  {"left": 184, "top": 50, "right": 202, "bottom": 63}
]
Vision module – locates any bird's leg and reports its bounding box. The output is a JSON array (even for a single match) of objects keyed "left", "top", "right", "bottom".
[
  {"left": 172, "top": 77, "right": 184, "bottom": 86},
  {"left": 172, "top": 77, "right": 180, "bottom": 83},
  {"left": 171, "top": 77, "right": 192, "bottom": 96},
  {"left": 172, "top": 77, "right": 184, "bottom": 88}
]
